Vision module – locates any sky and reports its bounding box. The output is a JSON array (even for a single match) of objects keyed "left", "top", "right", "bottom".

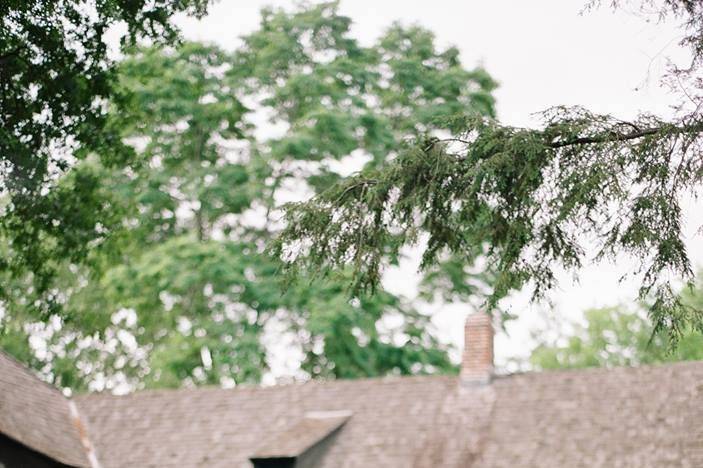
[{"left": 175, "top": 0, "right": 702, "bottom": 368}]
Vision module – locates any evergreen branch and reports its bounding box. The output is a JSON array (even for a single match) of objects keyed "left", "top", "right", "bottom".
[
  {"left": 277, "top": 107, "right": 703, "bottom": 344},
  {"left": 547, "top": 121, "right": 703, "bottom": 149}
]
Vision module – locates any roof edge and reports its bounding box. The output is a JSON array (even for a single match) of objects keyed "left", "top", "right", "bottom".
[{"left": 0, "top": 349, "right": 94, "bottom": 467}]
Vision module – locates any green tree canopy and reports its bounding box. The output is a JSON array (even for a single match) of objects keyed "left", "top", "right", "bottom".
[
  {"left": 275, "top": 0, "right": 703, "bottom": 342},
  {"left": 0, "top": 2, "right": 498, "bottom": 392},
  {"left": 529, "top": 274, "right": 703, "bottom": 369},
  {"left": 0, "top": 0, "right": 213, "bottom": 313}
]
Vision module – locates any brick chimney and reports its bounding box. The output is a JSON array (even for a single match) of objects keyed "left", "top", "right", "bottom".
[{"left": 461, "top": 312, "right": 494, "bottom": 383}]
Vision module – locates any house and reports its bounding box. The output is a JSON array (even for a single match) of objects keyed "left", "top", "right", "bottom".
[{"left": 2, "top": 313, "right": 703, "bottom": 467}]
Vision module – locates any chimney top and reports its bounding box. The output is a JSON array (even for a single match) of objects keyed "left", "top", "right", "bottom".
[{"left": 461, "top": 312, "right": 494, "bottom": 384}]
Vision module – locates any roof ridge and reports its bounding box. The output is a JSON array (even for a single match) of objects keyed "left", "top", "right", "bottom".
[
  {"left": 68, "top": 401, "right": 102, "bottom": 468},
  {"left": 73, "top": 358, "right": 703, "bottom": 402},
  {"left": 500, "top": 358, "right": 703, "bottom": 380},
  {"left": 74, "top": 372, "right": 459, "bottom": 400}
]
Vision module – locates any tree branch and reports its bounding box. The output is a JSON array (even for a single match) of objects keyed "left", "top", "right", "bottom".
[{"left": 547, "top": 122, "right": 703, "bottom": 149}]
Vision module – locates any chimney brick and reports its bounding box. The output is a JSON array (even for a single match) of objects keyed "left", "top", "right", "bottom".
[{"left": 461, "top": 312, "right": 494, "bottom": 383}]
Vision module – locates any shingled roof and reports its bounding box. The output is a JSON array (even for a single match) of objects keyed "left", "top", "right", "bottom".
[
  {"left": 0, "top": 350, "right": 90, "bottom": 467},
  {"left": 74, "top": 374, "right": 461, "bottom": 467},
  {"left": 249, "top": 410, "right": 352, "bottom": 461},
  {"left": 3, "top": 315, "right": 703, "bottom": 467},
  {"left": 70, "top": 362, "right": 703, "bottom": 468}
]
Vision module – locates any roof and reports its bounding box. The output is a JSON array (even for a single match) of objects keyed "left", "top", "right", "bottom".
[
  {"left": 479, "top": 362, "right": 703, "bottom": 467},
  {"left": 0, "top": 350, "right": 90, "bottom": 467},
  {"left": 74, "top": 375, "right": 459, "bottom": 467},
  {"left": 75, "top": 361, "right": 703, "bottom": 468},
  {"left": 3, "top": 349, "right": 703, "bottom": 467},
  {"left": 250, "top": 410, "right": 352, "bottom": 459},
  {"left": 74, "top": 361, "right": 703, "bottom": 467}
]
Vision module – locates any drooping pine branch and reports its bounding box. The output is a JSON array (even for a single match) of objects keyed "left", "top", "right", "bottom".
[
  {"left": 547, "top": 122, "right": 703, "bottom": 148},
  {"left": 274, "top": 108, "right": 703, "bottom": 342}
]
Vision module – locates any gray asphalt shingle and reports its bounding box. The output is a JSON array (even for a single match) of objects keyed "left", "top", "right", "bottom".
[
  {"left": 3, "top": 350, "right": 703, "bottom": 467},
  {"left": 0, "top": 350, "right": 90, "bottom": 467}
]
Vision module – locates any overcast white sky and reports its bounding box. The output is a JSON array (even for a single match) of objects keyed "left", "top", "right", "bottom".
[{"left": 175, "top": 0, "right": 703, "bottom": 368}]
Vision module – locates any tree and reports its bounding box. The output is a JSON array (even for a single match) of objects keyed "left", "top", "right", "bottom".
[
  {"left": 275, "top": 0, "right": 703, "bottom": 341},
  {"left": 0, "top": 3, "right": 498, "bottom": 391},
  {"left": 1, "top": 0, "right": 212, "bottom": 314},
  {"left": 529, "top": 274, "right": 703, "bottom": 369}
]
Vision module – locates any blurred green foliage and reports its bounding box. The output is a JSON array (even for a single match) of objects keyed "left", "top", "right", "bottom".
[
  {"left": 1, "top": 2, "right": 498, "bottom": 391},
  {"left": 0, "top": 0, "right": 210, "bottom": 312},
  {"left": 530, "top": 274, "right": 703, "bottom": 370}
]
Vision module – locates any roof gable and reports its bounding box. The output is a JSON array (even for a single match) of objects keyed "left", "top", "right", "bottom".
[
  {"left": 250, "top": 410, "right": 351, "bottom": 461},
  {"left": 0, "top": 351, "right": 90, "bottom": 467}
]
